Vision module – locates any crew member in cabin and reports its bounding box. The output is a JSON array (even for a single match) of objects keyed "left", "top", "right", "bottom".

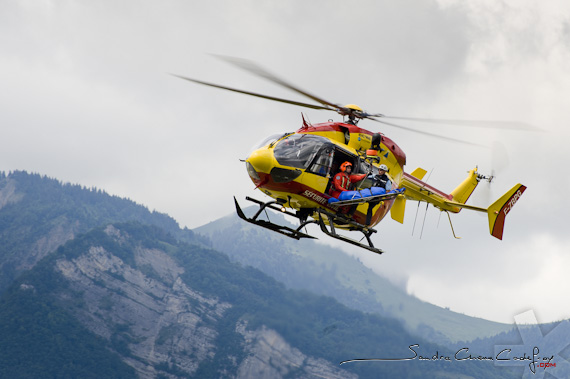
[
  {"left": 329, "top": 161, "right": 367, "bottom": 199},
  {"left": 368, "top": 164, "right": 391, "bottom": 191}
]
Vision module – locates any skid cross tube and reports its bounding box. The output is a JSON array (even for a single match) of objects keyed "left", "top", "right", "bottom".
[
  {"left": 316, "top": 209, "right": 384, "bottom": 255},
  {"left": 234, "top": 197, "right": 317, "bottom": 240}
]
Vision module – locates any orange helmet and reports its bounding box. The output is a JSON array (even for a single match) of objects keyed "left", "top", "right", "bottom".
[{"left": 340, "top": 161, "right": 353, "bottom": 172}]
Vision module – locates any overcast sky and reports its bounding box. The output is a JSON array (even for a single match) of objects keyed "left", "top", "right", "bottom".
[{"left": 1, "top": 0, "right": 569, "bottom": 325}]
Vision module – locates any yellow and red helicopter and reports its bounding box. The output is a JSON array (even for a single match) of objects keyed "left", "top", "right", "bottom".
[{"left": 174, "top": 57, "right": 527, "bottom": 254}]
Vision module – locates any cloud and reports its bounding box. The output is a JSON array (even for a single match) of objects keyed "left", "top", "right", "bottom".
[
  {"left": 404, "top": 232, "right": 570, "bottom": 323},
  {"left": 1, "top": 0, "right": 569, "bottom": 323}
]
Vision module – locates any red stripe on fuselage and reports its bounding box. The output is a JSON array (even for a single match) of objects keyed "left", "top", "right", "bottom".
[
  {"left": 297, "top": 122, "right": 407, "bottom": 167},
  {"left": 254, "top": 172, "right": 393, "bottom": 227},
  {"left": 403, "top": 172, "right": 453, "bottom": 200}
]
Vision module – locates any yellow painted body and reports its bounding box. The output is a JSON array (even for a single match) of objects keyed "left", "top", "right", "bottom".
[
  {"left": 401, "top": 168, "right": 481, "bottom": 214},
  {"left": 246, "top": 123, "right": 524, "bottom": 240},
  {"left": 246, "top": 128, "right": 404, "bottom": 228}
]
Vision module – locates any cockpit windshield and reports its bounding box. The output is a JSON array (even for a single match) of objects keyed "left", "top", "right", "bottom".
[
  {"left": 273, "top": 134, "right": 328, "bottom": 169},
  {"left": 249, "top": 133, "right": 287, "bottom": 154}
]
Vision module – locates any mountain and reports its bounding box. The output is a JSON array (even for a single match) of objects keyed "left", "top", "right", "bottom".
[
  {"left": 0, "top": 222, "right": 517, "bottom": 378},
  {"left": 194, "top": 208, "right": 513, "bottom": 344},
  {"left": 0, "top": 171, "right": 202, "bottom": 294},
  {"left": 0, "top": 171, "right": 520, "bottom": 377}
]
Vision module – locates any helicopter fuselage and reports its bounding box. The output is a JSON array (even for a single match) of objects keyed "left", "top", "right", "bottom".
[{"left": 244, "top": 121, "right": 406, "bottom": 227}]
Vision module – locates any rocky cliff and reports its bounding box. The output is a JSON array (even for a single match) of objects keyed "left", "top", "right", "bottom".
[
  {"left": 38, "top": 224, "right": 357, "bottom": 378},
  {"left": 0, "top": 172, "right": 519, "bottom": 378}
]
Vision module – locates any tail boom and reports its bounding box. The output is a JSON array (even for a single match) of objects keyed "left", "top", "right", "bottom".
[{"left": 402, "top": 167, "right": 526, "bottom": 240}]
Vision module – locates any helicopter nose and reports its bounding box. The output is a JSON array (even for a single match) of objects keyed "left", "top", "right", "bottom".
[{"left": 246, "top": 148, "right": 275, "bottom": 177}]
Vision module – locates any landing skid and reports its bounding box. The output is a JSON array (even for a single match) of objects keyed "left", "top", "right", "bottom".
[
  {"left": 234, "top": 196, "right": 384, "bottom": 255},
  {"left": 234, "top": 197, "right": 317, "bottom": 240},
  {"left": 316, "top": 209, "right": 384, "bottom": 255}
]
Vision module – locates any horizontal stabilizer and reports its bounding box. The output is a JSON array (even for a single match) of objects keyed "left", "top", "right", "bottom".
[
  {"left": 390, "top": 195, "right": 406, "bottom": 224},
  {"left": 410, "top": 167, "right": 428, "bottom": 180}
]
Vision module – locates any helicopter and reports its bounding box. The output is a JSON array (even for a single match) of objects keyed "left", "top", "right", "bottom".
[{"left": 174, "top": 56, "right": 528, "bottom": 255}]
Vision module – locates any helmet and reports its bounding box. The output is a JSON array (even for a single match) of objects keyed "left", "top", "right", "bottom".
[
  {"left": 340, "top": 161, "right": 353, "bottom": 172},
  {"left": 378, "top": 164, "right": 388, "bottom": 172}
]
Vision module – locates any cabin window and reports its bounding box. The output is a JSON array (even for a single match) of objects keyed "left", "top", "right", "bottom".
[{"left": 273, "top": 134, "right": 327, "bottom": 169}]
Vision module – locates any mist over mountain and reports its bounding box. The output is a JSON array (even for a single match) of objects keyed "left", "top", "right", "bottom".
[{"left": 0, "top": 171, "right": 537, "bottom": 378}]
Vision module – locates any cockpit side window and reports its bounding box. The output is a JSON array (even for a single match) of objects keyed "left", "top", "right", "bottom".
[{"left": 308, "top": 146, "right": 334, "bottom": 177}]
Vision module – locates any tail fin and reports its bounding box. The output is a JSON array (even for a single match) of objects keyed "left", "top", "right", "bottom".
[
  {"left": 451, "top": 168, "right": 480, "bottom": 205},
  {"left": 487, "top": 184, "right": 526, "bottom": 240}
]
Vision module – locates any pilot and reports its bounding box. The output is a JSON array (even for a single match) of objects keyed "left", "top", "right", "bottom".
[{"left": 330, "top": 161, "right": 367, "bottom": 199}]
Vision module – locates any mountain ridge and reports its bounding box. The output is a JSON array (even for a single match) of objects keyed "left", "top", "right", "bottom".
[
  {"left": 1, "top": 220, "right": 517, "bottom": 378},
  {"left": 0, "top": 170, "right": 527, "bottom": 377},
  {"left": 0, "top": 170, "right": 202, "bottom": 293},
  {"left": 195, "top": 208, "right": 513, "bottom": 344}
]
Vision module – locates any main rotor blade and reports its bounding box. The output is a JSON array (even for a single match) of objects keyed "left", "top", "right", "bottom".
[
  {"left": 369, "top": 117, "right": 486, "bottom": 147},
  {"left": 171, "top": 74, "right": 331, "bottom": 111},
  {"left": 380, "top": 116, "right": 541, "bottom": 132},
  {"left": 213, "top": 55, "right": 342, "bottom": 112}
]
